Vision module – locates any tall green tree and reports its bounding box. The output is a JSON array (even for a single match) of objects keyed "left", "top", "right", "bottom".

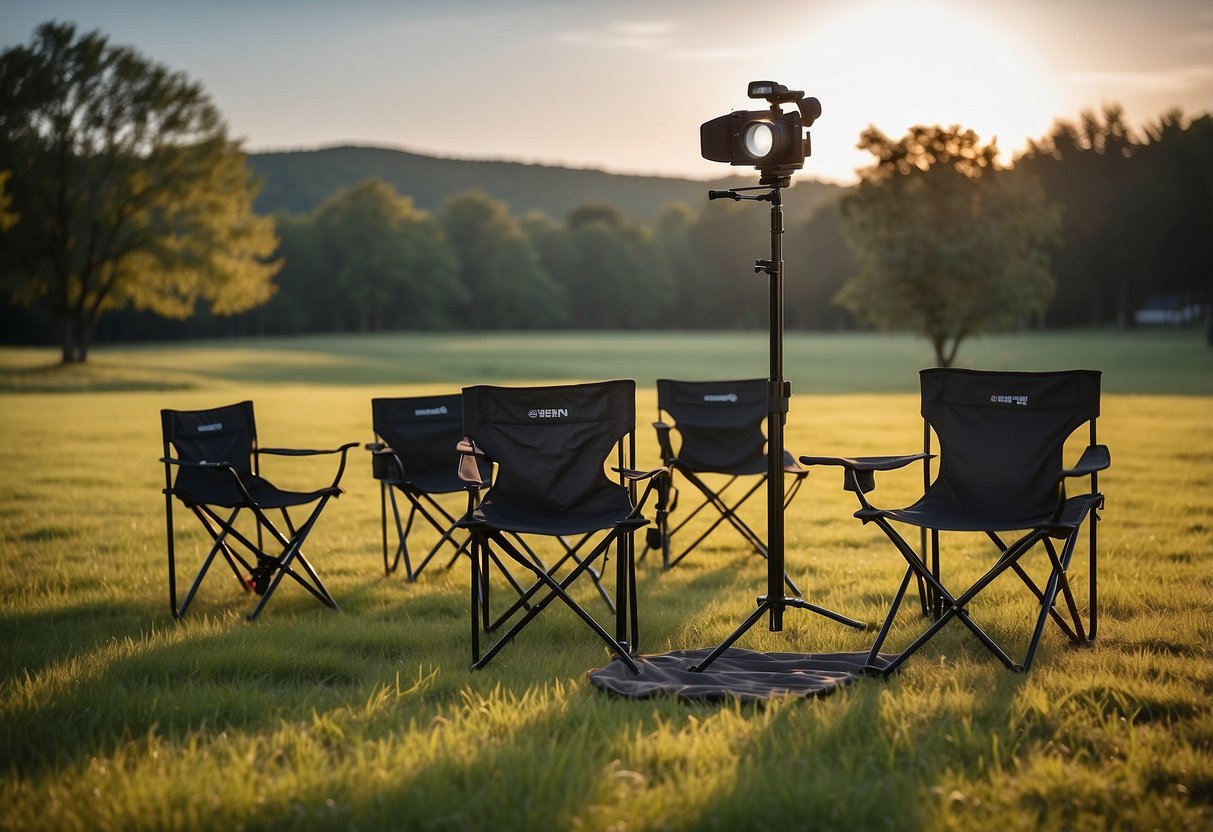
[
  {"left": 1014, "top": 106, "right": 1137, "bottom": 327},
  {"left": 0, "top": 21, "right": 279, "bottom": 362},
  {"left": 559, "top": 203, "right": 672, "bottom": 329},
  {"left": 838, "top": 125, "right": 1060, "bottom": 366},
  {"left": 440, "top": 191, "right": 567, "bottom": 329},
  {"left": 1016, "top": 106, "right": 1211, "bottom": 328},
  {"left": 310, "top": 178, "right": 461, "bottom": 331},
  {"left": 786, "top": 198, "right": 857, "bottom": 330},
  {"left": 651, "top": 203, "right": 697, "bottom": 328}
]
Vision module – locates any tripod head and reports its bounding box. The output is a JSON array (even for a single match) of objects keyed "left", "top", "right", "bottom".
[{"left": 707, "top": 183, "right": 782, "bottom": 203}]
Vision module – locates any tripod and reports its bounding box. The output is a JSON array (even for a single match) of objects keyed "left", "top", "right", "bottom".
[{"left": 691, "top": 173, "right": 865, "bottom": 672}]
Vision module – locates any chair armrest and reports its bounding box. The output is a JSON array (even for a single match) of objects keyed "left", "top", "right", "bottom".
[
  {"left": 161, "top": 456, "right": 256, "bottom": 503},
  {"left": 1060, "top": 444, "right": 1110, "bottom": 480},
  {"left": 781, "top": 449, "right": 806, "bottom": 474},
  {"left": 260, "top": 442, "right": 357, "bottom": 490},
  {"left": 798, "top": 453, "right": 932, "bottom": 496},
  {"left": 618, "top": 467, "right": 671, "bottom": 519},
  {"left": 369, "top": 447, "right": 402, "bottom": 481},
  {"left": 652, "top": 420, "right": 675, "bottom": 463},
  {"left": 260, "top": 442, "right": 359, "bottom": 457},
  {"left": 613, "top": 466, "right": 670, "bottom": 482},
  {"left": 457, "top": 438, "right": 490, "bottom": 487},
  {"left": 798, "top": 453, "right": 930, "bottom": 471},
  {"left": 456, "top": 438, "right": 484, "bottom": 456}
]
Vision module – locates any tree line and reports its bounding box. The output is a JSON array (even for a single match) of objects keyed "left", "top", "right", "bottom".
[
  {"left": 91, "top": 104, "right": 1213, "bottom": 350},
  {"left": 1, "top": 21, "right": 1210, "bottom": 363}
]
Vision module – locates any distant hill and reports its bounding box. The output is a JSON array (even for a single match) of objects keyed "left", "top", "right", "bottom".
[{"left": 247, "top": 145, "right": 845, "bottom": 224}]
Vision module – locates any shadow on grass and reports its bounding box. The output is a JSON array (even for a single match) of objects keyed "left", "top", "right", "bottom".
[
  {"left": 0, "top": 359, "right": 196, "bottom": 393},
  {"left": 0, "top": 599, "right": 393, "bottom": 776}
]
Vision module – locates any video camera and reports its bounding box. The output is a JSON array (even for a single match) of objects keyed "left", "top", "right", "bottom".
[{"left": 700, "top": 81, "right": 821, "bottom": 183}]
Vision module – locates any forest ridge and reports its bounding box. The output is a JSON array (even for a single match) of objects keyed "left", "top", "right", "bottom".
[{"left": 246, "top": 144, "right": 845, "bottom": 223}]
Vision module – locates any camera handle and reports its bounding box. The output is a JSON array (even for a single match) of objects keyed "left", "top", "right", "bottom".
[{"left": 707, "top": 187, "right": 774, "bottom": 202}]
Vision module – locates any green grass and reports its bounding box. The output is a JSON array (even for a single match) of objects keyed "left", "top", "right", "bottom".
[
  {"left": 1, "top": 332, "right": 1211, "bottom": 830},
  {"left": 1, "top": 327, "right": 1210, "bottom": 394}
]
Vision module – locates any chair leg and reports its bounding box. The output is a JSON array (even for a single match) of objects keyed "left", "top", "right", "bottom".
[
  {"left": 244, "top": 498, "right": 340, "bottom": 620},
  {"left": 866, "top": 566, "right": 916, "bottom": 669},
  {"left": 470, "top": 530, "right": 639, "bottom": 673},
  {"left": 166, "top": 493, "right": 179, "bottom": 620},
  {"left": 470, "top": 533, "right": 482, "bottom": 666},
  {"left": 666, "top": 470, "right": 803, "bottom": 596},
  {"left": 867, "top": 517, "right": 1042, "bottom": 673},
  {"left": 485, "top": 534, "right": 611, "bottom": 631},
  {"left": 177, "top": 507, "right": 245, "bottom": 618},
  {"left": 1089, "top": 505, "right": 1100, "bottom": 642}
]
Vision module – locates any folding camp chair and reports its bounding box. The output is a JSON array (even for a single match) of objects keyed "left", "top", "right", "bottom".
[
  {"left": 457, "top": 380, "right": 667, "bottom": 671},
  {"left": 368, "top": 394, "right": 492, "bottom": 581},
  {"left": 800, "top": 368, "right": 1109, "bottom": 673},
  {"left": 646, "top": 378, "right": 808, "bottom": 595},
  {"left": 161, "top": 401, "right": 356, "bottom": 620}
]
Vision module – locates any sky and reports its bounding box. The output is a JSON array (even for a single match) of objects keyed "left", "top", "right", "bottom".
[{"left": 2, "top": 0, "right": 1211, "bottom": 185}]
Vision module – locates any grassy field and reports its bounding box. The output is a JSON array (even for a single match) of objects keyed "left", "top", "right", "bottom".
[
  {"left": 2, "top": 327, "right": 1210, "bottom": 394},
  {"left": 1, "top": 331, "right": 1211, "bottom": 830}
]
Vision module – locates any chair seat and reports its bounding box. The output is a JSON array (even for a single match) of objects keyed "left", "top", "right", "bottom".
[
  {"left": 176, "top": 469, "right": 340, "bottom": 509},
  {"left": 381, "top": 469, "right": 469, "bottom": 495},
  {"left": 675, "top": 448, "right": 805, "bottom": 478},
  {"left": 465, "top": 498, "right": 644, "bottom": 536},
  {"left": 871, "top": 492, "right": 1100, "bottom": 533}
]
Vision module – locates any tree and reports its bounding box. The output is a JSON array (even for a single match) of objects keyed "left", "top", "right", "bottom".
[
  {"left": 838, "top": 125, "right": 1060, "bottom": 366},
  {"left": 1016, "top": 106, "right": 1212, "bottom": 329},
  {"left": 559, "top": 203, "right": 672, "bottom": 329},
  {"left": 682, "top": 201, "right": 769, "bottom": 329},
  {"left": 1014, "top": 106, "right": 1137, "bottom": 327},
  {"left": 786, "top": 198, "right": 858, "bottom": 330},
  {"left": 310, "top": 178, "right": 461, "bottom": 331},
  {"left": 0, "top": 21, "right": 279, "bottom": 362},
  {"left": 439, "top": 191, "right": 567, "bottom": 329}
]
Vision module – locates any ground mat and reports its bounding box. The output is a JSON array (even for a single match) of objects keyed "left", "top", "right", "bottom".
[{"left": 590, "top": 647, "right": 893, "bottom": 702}]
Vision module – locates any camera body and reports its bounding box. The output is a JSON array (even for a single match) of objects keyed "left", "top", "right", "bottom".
[{"left": 700, "top": 81, "right": 820, "bottom": 179}]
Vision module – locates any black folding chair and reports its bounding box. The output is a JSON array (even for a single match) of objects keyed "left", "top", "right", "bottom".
[
  {"left": 368, "top": 394, "right": 492, "bottom": 581},
  {"left": 801, "top": 368, "right": 1109, "bottom": 673},
  {"left": 457, "top": 380, "right": 667, "bottom": 671},
  {"left": 646, "top": 378, "right": 808, "bottom": 595},
  {"left": 161, "top": 401, "right": 356, "bottom": 620}
]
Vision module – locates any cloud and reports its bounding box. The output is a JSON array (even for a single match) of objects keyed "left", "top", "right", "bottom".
[
  {"left": 670, "top": 45, "right": 771, "bottom": 62},
  {"left": 1066, "top": 65, "right": 1213, "bottom": 93},
  {"left": 552, "top": 19, "right": 762, "bottom": 62},
  {"left": 554, "top": 20, "right": 676, "bottom": 51}
]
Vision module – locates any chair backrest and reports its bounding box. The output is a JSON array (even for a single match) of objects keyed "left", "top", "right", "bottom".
[
  {"left": 462, "top": 380, "right": 634, "bottom": 516},
  {"left": 372, "top": 393, "right": 467, "bottom": 476},
  {"left": 921, "top": 369, "right": 1101, "bottom": 521},
  {"left": 161, "top": 401, "right": 258, "bottom": 494},
  {"left": 656, "top": 378, "right": 768, "bottom": 474}
]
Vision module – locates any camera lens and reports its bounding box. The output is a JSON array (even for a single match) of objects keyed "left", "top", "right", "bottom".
[{"left": 742, "top": 122, "right": 774, "bottom": 159}]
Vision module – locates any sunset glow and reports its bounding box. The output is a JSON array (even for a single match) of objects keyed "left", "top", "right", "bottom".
[
  {"left": 776, "top": 2, "right": 1065, "bottom": 177},
  {"left": 1, "top": 0, "right": 1209, "bottom": 184}
]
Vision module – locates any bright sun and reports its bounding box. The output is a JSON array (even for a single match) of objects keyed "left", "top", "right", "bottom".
[{"left": 776, "top": 1, "right": 1063, "bottom": 180}]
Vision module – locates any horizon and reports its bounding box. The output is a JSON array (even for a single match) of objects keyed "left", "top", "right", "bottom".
[{"left": 2, "top": 0, "right": 1212, "bottom": 185}]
